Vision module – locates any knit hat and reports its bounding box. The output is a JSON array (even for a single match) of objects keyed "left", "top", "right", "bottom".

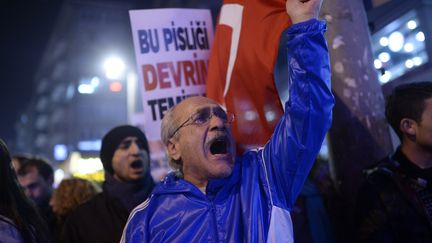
[{"left": 100, "top": 125, "right": 149, "bottom": 174}]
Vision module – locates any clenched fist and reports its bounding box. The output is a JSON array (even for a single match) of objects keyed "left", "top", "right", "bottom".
[{"left": 286, "top": 0, "right": 323, "bottom": 24}]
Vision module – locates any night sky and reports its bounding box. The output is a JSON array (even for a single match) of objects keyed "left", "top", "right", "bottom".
[{"left": 0, "top": 0, "right": 63, "bottom": 144}]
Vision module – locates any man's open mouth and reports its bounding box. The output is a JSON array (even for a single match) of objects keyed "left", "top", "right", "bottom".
[
  {"left": 209, "top": 136, "right": 229, "bottom": 155},
  {"left": 130, "top": 160, "right": 143, "bottom": 169}
]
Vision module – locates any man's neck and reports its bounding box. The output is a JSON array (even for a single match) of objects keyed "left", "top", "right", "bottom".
[
  {"left": 184, "top": 174, "right": 208, "bottom": 189},
  {"left": 401, "top": 143, "right": 432, "bottom": 169}
]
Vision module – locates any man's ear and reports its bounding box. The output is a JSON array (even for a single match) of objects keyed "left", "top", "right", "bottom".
[
  {"left": 167, "top": 139, "right": 181, "bottom": 161},
  {"left": 400, "top": 118, "right": 417, "bottom": 138}
]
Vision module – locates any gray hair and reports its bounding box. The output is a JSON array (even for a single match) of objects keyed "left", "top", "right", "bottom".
[{"left": 161, "top": 105, "right": 183, "bottom": 176}]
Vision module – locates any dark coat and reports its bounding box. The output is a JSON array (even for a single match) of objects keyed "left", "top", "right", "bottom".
[
  {"left": 60, "top": 173, "right": 154, "bottom": 243},
  {"left": 356, "top": 148, "right": 432, "bottom": 243},
  {"left": 60, "top": 192, "right": 129, "bottom": 243}
]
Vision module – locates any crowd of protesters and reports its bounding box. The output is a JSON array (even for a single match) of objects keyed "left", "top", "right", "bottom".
[
  {"left": 3, "top": 82, "right": 431, "bottom": 243},
  {"left": 2, "top": 82, "right": 432, "bottom": 243}
]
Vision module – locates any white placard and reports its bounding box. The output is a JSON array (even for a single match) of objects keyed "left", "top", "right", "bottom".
[{"left": 129, "top": 8, "right": 214, "bottom": 141}]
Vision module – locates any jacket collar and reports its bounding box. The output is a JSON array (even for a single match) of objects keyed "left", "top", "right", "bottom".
[
  {"left": 153, "top": 161, "right": 241, "bottom": 201},
  {"left": 393, "top": 147, "right": 432, "bottom": 184}
]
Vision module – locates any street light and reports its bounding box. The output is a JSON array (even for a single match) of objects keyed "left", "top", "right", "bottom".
[
  {"left": 103, "top": 56, "right": 126, "bottom": 80},
  {"left": 102, "top": 56, "right": 140, "bottom": 124}
]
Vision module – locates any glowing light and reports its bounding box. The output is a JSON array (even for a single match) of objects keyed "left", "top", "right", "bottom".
[
  {"left": 54, "top": 169, "right": 65, "bottom": 188},
  {"left": 78, "top": 140, "right": 102, "bottom": 151},
  {"left": 416, "top": 31, "right": 425, "bottom": 42},
  {"left": 405, "top": 59, "right": 414, "bottom": 69},
  {"left": 407, "top": 20, "right": 417, "bottom": 30},
  {"left": 374, "top": 59, "right": 383, "bottom": 69},
  {"left": 379, "top": 71, "right": 392, "bottom": 83},
  {"left": 54, "top": 144, "right": 68, "bottom": 161},
  {"left": 103, "top": 57, "right": 125, "bottom": 80},
  {"left": 378, "top": 52, "right": 391, "bottom": 63},
  {"left": 90, "top": 76, "right": 100, "bottom": 87},
  {"left": 69, "top": 152, "right": 103, "bottom": 175},
  {"left": 388, "top": 32, "right": 404, "bottom": 52},
  {"left": 244, "top": 111, "right": 257, "bottom": 121},
  {"left": 404, "top": 43, "right": 414, "bottom": 52},
  {"left": 413, "top": 56, "right": 422, "bottom": 66},
  {"left": 78, "top": 84, "right": 95, "bottom": 94},
  {"left": 379, "top": 37, "right": 389, "bottom": 47},
  {"left": 109, "top": 82, "right": 122, "bottom": 92},
  {"left": 126, "top": 73, "right": 137, "bottom": 83},
  {"left": 265, "top": 111, "right": 276, "bottom": 122}
]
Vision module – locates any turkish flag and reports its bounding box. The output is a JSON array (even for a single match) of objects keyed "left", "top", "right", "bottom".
[{"left": 206, "top": 0, "right": 291, "bottom": 151}]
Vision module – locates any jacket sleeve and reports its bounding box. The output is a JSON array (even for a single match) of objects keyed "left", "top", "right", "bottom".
[{"left": 261, "top": 18, "right": 334, "bottom": 210}]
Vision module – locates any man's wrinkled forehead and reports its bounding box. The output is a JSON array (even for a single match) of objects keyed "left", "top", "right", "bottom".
[{"left": 173, "top": 97, "right": 220, "bottom": 120}]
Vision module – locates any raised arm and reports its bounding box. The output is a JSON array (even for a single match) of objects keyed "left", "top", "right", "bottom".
[{"left": 262, "top": 0, "right": 334, "bottom": 210}]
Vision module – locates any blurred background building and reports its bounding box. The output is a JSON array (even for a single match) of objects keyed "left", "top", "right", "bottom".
[
  {"left": 15, "top": 0, "right": 137, "bottom": 180},
  {"left": 365, "top": 0, "right": 432, "bottom": 94},
  {"left": 12, "top": 0, "right": 222, "bottom": 180}
]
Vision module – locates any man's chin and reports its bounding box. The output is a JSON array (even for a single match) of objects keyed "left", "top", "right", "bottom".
[
  {"left": 130, "top": 173, "right": 146, "bottom": 181},
  {"left": 120, "top": 172, "right": 145, "bottom": 182},
  {"left": 212, "top": 163, "right": 234, "bottom": 178}
]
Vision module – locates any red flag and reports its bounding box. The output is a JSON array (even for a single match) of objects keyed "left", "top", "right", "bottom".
[{"left": 206, "top": 0, "right": 291, "bottom": 151}]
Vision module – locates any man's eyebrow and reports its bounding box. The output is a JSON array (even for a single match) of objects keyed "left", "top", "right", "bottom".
[
  {"left": 120, "top": 140, "right": 132, "bottom": 145},
  {"left": 119, "top": 138, "right": 139, "bottom": 146}
]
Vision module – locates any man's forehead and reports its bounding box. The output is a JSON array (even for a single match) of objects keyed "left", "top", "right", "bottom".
[
  {"left": 22, "top": 166, "right": 39, "bottom": 176},
  {"left": 176, "top": 97, "right": 220, "bottom": 115},
  {"left": 18, "top": 167, "right": 40, "bottom": 182}
]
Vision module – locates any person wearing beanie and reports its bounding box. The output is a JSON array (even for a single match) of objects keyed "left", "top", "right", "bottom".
[{"left": 60, "top": 125, "right": 155, "bottom": 243}]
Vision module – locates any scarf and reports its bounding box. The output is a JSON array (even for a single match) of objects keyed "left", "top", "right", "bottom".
[{"left": 103, "top": 172, "right": 155, "bottom": 212}]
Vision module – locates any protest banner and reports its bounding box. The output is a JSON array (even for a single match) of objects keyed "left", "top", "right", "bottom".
[{"left": 129, "top": 9, "right": 214, "bottom": 143}]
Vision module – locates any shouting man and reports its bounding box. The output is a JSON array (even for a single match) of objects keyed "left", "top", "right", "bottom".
[{"left": 122, "top": 0, "right": 333, "bottom": 241}]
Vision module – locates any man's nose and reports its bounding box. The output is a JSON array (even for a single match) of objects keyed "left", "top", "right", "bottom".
[
  {"left": 209, "top": 114, "right": 227, "bottom": 131},
  {"left": 129, "top": 141, "right": 141, "bottom": 155}
]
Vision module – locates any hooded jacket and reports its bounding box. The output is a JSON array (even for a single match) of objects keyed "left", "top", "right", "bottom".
[{"left": 121, "top": 19, "right": 334, "bottom": 243}]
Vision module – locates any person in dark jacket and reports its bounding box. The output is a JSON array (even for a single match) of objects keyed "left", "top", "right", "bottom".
[
  {"left": 0, "top": 139, "right": 50, "bottom": 243},
  {"left": 121, "top": 0, "right": 334, "bottom": 241},
  {"left": 356, "top": 82, "right": 432, "bottom": 242},
  {"left": 61, "top": 125, "right": 155, "bottom": 243}
]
